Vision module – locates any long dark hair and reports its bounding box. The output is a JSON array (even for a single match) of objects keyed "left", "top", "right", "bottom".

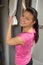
[{"left": 22, "top": 7, "right": 39, "bottom": 43}]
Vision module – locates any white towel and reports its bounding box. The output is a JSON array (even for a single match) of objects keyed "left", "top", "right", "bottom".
[
  {"left": 9, "top": 0, "right": 18, "bottom": 25},
  {"left": 12, "top": 16, "right": 18, "bottom": 25}
]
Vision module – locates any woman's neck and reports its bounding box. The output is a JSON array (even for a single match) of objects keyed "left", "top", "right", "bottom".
[{"left": 22, "top": 26, "right": 34, "bottom": 32}]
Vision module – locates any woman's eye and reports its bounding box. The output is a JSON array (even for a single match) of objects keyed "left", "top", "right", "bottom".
[
  {"left": 26, "top": 17, "right": 29, "bottom": 20},
  {"left": 22, "top": 15, "right": 29, "bottom": 20}
]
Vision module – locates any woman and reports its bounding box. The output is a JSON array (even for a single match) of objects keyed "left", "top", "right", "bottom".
[{"left": 6, "top": 7, "right": 39, "bottom": 65}]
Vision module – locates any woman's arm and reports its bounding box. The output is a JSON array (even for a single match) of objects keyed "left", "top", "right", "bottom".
[
  {"left": 6, "top": 17, "right": 24, "bottom": 45},
  {"left": 22, "top": 0, "right": 26, "bottom": 9}
]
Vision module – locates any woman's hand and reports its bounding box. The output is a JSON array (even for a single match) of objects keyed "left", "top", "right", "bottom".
[{"left": 8, "top": 16, "right": 13, "bottom": 25}]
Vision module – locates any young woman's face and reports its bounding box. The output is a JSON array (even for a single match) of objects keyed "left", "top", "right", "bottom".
[{"left": 19, "top": 10, "right": 35, "bottom": 27}]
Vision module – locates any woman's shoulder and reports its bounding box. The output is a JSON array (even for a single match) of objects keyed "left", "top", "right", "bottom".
[{"left": 17, "top": 29, "right": 36, "bottom": 38}]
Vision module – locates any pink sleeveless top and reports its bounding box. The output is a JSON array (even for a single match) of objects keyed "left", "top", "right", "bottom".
[{"left": 15, "top": 30, "right": 36, "bottom": 65}]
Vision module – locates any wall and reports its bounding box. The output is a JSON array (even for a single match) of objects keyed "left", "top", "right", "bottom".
[{"left": 32, "top": 0, "right": 43, "bottom": 63}]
